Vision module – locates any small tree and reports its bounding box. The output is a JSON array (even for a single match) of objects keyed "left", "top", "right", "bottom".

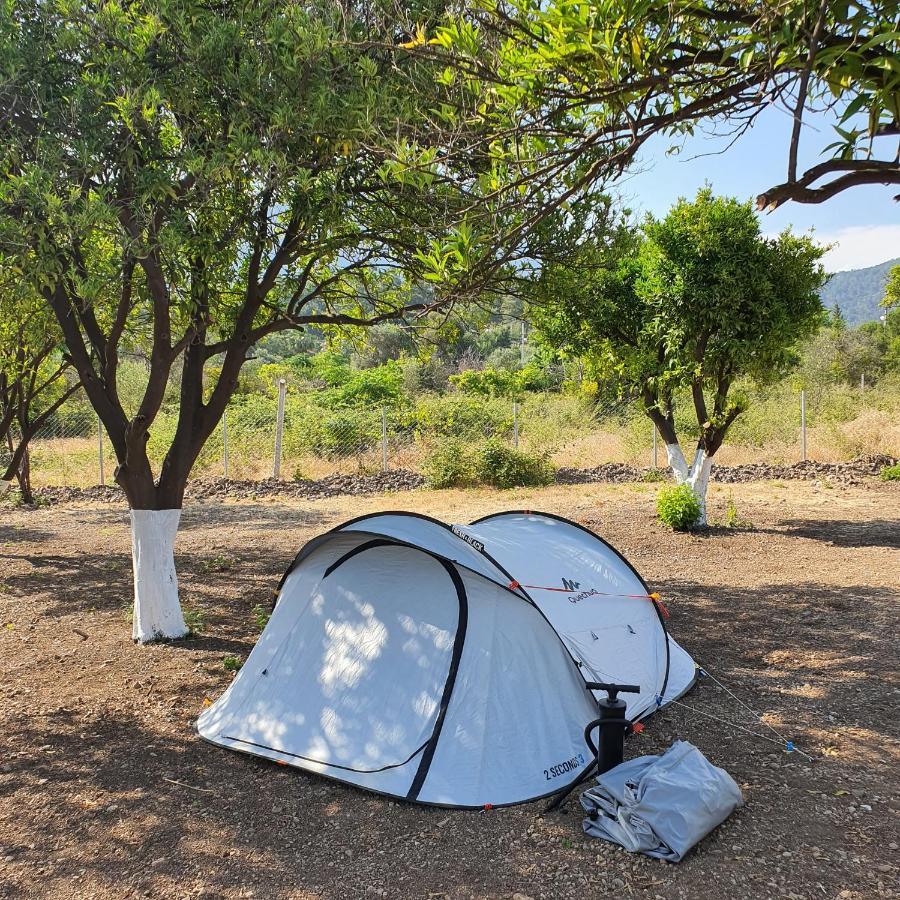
[
  {"left": 534, "top": 190, "right": 826, "bottom": 523},
  {"left": 0, "top": 276, "right": 80, "bottom": 502}
]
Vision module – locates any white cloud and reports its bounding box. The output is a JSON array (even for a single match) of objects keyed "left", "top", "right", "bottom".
[{"left": 812, "top": 224, "right": 900, "bottom": 272}]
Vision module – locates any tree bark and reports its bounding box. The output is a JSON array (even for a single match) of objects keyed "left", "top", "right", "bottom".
[
  {"left": 15, "top": 446, "right": 32, "bottom": 505},
  {"left": 129, "top": 508, "right": 187, "bottom": 643},
  {"left": 665, "top": 442, "right": 713, "bottom": 526}
]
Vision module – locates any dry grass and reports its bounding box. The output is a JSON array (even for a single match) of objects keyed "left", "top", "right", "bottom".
[{"left": 24, "top": 414, "right": 899, "bottom": 490}]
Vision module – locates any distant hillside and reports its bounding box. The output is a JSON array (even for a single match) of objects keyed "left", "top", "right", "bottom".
[{"left": 820, "top": 257, "right": 898, "bottom": 326}]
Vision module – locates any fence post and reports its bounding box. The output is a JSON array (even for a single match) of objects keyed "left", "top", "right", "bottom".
[
  {"left": 800, "top": 390, "right": 807, "bottom": 462},
  {"left": 860, "top": 372, "right": 865, "bottom": 392},
  {"left": 520, "top": 321, "right": 526, "bottom": 365},
  {"left": 273, "top": 378, "right": 286, "bottom": 479},
  {"left": 381, "top": 407, "right": 388, "bottom": 472},
  {"left": 97, "top": 414, "right": 105, "bottom": 486},
  {"left": 512, "top": 400, "right": 519, "bottom": 449},
  {"left": 652, "top": 425, "right": 658, "bottom": 469},
  {"left": 222, "top": 410, "right": 229, "bottom": 479}
]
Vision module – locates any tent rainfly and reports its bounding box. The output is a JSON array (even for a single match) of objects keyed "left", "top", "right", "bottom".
[{"left": 197, "top": 511, "right": 697, "bottom": 808}]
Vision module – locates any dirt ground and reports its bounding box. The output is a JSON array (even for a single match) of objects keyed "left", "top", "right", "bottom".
[{"left": 1, "top": 479, "right": 898, "bottom": 900}]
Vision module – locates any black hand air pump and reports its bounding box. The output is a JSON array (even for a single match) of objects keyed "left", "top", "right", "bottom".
[
  {"left": 583, "top": 682, "right": 641, "bottom": 774},
  {"left": 544, "top": 680, "right": 642, "bottom": 812}
]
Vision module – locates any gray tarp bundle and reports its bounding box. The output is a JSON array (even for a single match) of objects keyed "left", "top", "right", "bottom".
[{"left": 581, "top": 741, "right": 743, "bottom": 862}]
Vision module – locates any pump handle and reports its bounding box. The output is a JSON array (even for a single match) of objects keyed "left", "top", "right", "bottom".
[{"left": 584, "top": 681, "right": 641, "bottom": 702}]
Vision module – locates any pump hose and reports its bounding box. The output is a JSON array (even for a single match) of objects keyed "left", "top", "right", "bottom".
[
  {"left": 545, "top": 717, "right": 634, "bottom": 814},
  {"left": 583, "top": 716, "right": 634, "bottom": 759}
]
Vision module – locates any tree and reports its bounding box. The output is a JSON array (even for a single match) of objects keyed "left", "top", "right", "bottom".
[
  {"left": 0, "top": 0, "right": 498, "bottom": 641},
  {"left": 828, "top": 303, "right": 847, "bottom": 330},
  {"left": 884, "top": 264, "right": 900, "bottom": 309},
  {"left": 425, "top": 0, "right": 899, "bottom": 215},
  {"left": 533, "top": 190, "right": 826, "bottom": 524},
  {"left": 0, "top": 272, "right": 80, "bottom": 503}
]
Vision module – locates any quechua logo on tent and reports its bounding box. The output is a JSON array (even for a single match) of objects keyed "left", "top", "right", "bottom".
[{"left": 563, "top": 577, "right": 601, "bottom": 605}]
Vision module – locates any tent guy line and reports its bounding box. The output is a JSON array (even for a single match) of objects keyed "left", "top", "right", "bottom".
[{"left": 507, "top": 581, "right": 670, "bottom": 616}]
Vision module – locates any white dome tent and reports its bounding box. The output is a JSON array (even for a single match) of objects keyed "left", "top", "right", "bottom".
[{"left": 197, "top": 511, "right": 697, "bottom": 808}]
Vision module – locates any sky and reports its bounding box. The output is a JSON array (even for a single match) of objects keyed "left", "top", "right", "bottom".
[{"left": 614, "top": 105, "right": 899, "bottom": 273}]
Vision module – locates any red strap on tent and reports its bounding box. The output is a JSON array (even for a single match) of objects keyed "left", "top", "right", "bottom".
[
  {"left": 506, "top": 580, "right": 668, "bottom": 616},
  {"left": 509, "top": 581, "right": 661, "bottom": 600}
]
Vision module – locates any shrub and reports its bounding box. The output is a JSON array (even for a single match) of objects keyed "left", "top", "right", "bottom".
[
  {"left": 881, "top": 462, "right": 900, "bottom": 481},
  {"left": 422, "top": 439, "right": 475, "bottom": 488},
  {"left": 313, "top": 409, "right": 380, "bottom": 458},
  {"left": 657, "top": 483, "right": 702, "bottom": 530},
  {"left": 321, "top": 360, "right": 406, "bottom": 408},
  {"left": 415, "top": 393, "right": 511, "bottom": 441},
  {"left": 473, "top": 439, "right": 555, "bottom": 489},
  {"left": 449, "top": 367, "right": 520, "bottom": 397}
]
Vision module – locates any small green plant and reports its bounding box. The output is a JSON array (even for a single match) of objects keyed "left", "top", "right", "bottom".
[
  {"left": 251, "top": 603, "right": 271, "bottom": 631},
  {"left": 223, "top": 655, "right": 243, "bottom": 673},
  {"left": 880, "top": 462, "right": 900, "bottom": 481},
  {"left": 473, "top": 439, "right": 555, "bottom": 489},
  {"left": 122, "top": 601, "right": 134, "bottom": 623},
  {"left": 183, "top": 605, "right": 206, "bottom": 635},
  {"left": 422, "top": 438, "right": 475, "bottom": 488},
  {"left": 640, "top": 468, "right": 667, "bottom": 483},
  {"left": 657, "top": 483, "right": 702, "bottom": 530},
  {"left": 722, "top": 495, "right": 753, "bottom": 529},
  {"left": 201, "top": 553, "right": 236, "bottom": 573}
]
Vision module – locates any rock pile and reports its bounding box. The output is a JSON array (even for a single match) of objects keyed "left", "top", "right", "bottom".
[
  {"left": 555, "top": 463, "right": 641, "bottom": 484},
  {"left": 555, "top": 455, "right": 896, "bottom": 487},
  {"left": 23, "top": 455, "right": 895, "bottom": 506},
  {"left": 31, "top": 469, "right": 426, "bottom": 506}
]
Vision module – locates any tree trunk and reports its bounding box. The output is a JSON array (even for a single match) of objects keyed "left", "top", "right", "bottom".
[
  {"left": 665, "top": 443, "right": 713, "bottom": 526},
  {"left": 129, "top": 508, "right": 188, "bottom": 643},
  {"left": 15, "top": 446, "right": 33, "bottom": 505}
]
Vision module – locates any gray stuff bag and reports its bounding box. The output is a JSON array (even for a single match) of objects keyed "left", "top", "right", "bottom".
[{"left": 580, "top": 740, "right": 743, "bottom": 862}]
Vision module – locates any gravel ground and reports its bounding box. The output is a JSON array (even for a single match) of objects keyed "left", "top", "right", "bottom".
[{"left": 1, "top": 479, "right": 898, "bottom": 899}]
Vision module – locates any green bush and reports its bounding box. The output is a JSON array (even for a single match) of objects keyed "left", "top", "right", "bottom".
[
  {"left": 656, "top": 483, "right": 702, "bottom": 530},
  {"left": 415, "top": 393, "right": 511, "bottom": 441},
  {"left": 321, "top": 360, "right": 406, "bottom": 408},
  {"left": 422, "top": 439, "right": 475, "bottom": 488},
  {"left": 449, "top": 367, "right": 520, "bottom": 397},
  {"left": 881, "top": 462, "right": 900, "bottom": 481},
  {"left": 422, "top": 437, "right": 554, "bottom": 489},
  {"left": 314, "top": 409, "right": 381, "bottom": 458},
  {"left": 473, "top": 439, "right": 555, "bottom": 489}
]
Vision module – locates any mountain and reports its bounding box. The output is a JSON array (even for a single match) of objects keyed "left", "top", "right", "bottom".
[{"left": 820, "top": 257, "right": 898, "bottom": 326}]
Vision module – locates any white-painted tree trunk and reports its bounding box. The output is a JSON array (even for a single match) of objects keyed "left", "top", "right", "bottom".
[
  {"left": 130, "top": 508, "right": 188, "bottom": 643},
  {"left": 665, "top": 443, "right": 713, "bottom": 526}
]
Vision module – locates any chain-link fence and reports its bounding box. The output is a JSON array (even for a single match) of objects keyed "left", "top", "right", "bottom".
[{"left": 17, "top": 375, "right": 897, "bottom": 490}]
